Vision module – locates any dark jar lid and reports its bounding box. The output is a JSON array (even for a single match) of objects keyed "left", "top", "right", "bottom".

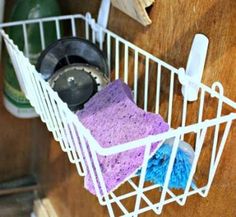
[{"left": 36, "top": 37, "right": 109, "bottom": 80}]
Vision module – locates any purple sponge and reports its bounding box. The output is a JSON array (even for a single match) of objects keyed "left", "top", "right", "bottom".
[{"left": 77, "top": 79, "right": 169, "bottom": 195}]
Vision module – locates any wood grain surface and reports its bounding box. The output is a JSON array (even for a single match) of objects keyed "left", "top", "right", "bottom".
[
  {"left": 36, "top": 0, "right": 236, "bottom": 216},
  {"left": 1, "top": 0, "right": 235, "bottom": 216},
  {"left": 0, "top": 65, "right": 35, "bottom": 183}
]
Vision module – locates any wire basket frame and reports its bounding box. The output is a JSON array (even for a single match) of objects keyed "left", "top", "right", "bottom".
[{"left": 1, "top": 13, "right": 236, "bottom": 217}]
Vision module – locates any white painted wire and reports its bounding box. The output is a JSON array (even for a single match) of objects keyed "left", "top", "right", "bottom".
[{"left": 1, "top": 13, "right": 236, "bottom": 217}]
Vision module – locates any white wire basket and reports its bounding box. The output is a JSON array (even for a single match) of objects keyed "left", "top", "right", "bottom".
[{"left": 1, "top": 13, "right": 236, "bottom": 217}]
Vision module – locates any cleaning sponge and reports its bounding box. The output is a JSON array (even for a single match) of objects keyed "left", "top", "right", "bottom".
[{"left": 77, "top": 79, "right": 169, "bottom": 195}]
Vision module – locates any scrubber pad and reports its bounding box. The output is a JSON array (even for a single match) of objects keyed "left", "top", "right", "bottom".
[
  {"left": 138, "top": 139, "right": 195, "bottom": 189},
  {"left": 77, "top": 79, "right": 169, "bottom": 195}
]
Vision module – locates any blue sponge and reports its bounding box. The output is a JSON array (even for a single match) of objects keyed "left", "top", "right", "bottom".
[{"left": 138, "top": 139, "right": 195, "bottom": 190}]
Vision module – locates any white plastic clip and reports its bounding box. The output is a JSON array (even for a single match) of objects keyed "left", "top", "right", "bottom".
[
  {"left": 182, "top": 34, "right": 209, "bottom": 101},
  {"left": 96, "top": 0, "right": 111, "bottom": 43}
]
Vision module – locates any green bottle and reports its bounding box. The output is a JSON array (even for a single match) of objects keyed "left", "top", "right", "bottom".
[{"left": 3, "top": 0, "right": 61, "bottom": 118}]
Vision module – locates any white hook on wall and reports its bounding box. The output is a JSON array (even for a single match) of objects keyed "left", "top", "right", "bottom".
[
  {"left": 96, "top": 0, "right": 111, "bottom": 43},
  {"left": 182, "top": 34, "right": 209, "bottom": 101}
]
